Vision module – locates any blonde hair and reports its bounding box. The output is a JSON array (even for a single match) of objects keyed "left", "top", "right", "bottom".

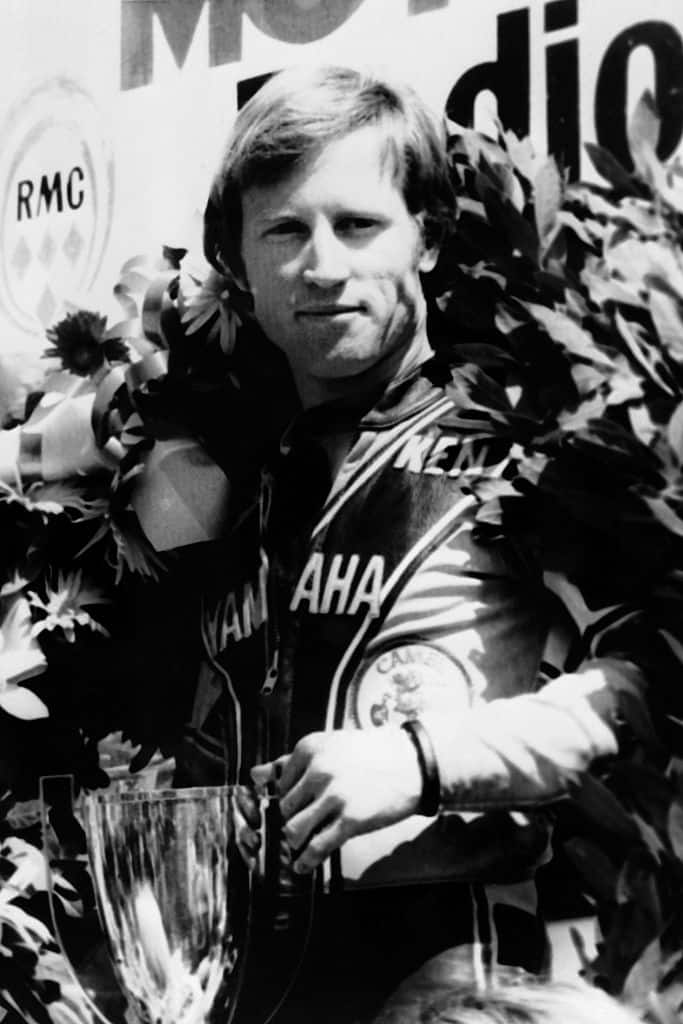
[
  {"left": 416, "top": 980, "right": 641, "bottom": 1024},
  {"left": 204, "top": 64, "right": 454, "bottom": 278},
  {"left": 375, "top": 958, "right": 641, "bottom": 1024}
]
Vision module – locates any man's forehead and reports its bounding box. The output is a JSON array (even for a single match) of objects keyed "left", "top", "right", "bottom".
[{"left": 240, "top": 125, "right": 404, "bottom": 212}]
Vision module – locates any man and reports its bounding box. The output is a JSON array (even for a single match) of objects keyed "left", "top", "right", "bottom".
[{"left": 182, "top": 65, "right": 640, "bottom": 1023}]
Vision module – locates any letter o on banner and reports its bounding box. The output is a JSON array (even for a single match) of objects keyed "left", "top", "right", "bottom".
[
  {"left": 244, "top": 0, "right": 366, "bottom": 45},
  {"left": 595, "top": 20, "right": 683, "bottom": 169}
]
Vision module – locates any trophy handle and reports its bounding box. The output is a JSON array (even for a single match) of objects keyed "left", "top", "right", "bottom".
[
  {"left": 39, "top": 775, "right": 126, "bottom": 1024},
  {"left": 237, "top": 793, "right": 317, "bottom": 1024}
]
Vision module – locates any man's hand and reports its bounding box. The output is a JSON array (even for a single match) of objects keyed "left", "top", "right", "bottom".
[
  {"left": 251, "top": 727, "right": 423, "bottom": 874},
  {"left": 231, "top": 784, "right": 262, "bottom": 873}
]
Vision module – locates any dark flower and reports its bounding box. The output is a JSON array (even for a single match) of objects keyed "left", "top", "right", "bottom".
[{"left": 44, "top": 310, "right": 129, "bottom": 376}]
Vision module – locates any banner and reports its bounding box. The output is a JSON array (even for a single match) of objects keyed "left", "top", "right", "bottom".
[{"left": 1, "top": 0, "right": 683, "bottom": 359}]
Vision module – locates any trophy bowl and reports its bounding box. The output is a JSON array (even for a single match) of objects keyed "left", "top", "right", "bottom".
[{"left": 41, "top": 779, "right": 253, "bottom": 1024}]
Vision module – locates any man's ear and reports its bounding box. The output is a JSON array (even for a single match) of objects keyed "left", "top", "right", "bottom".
[
  {"left": 415, "top": 213, "right": 441, "bottom": 274},
  {"left": 418, "top": 243, "right": 440, "bottom": 274}
]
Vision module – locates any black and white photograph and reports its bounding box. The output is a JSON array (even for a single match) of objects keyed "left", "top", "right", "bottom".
[{"left": 0, "top": 3, "right": 682, "bottom": 1022}]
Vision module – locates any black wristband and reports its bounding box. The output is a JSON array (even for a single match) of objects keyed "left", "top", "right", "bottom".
[{"left": 401, "top": 718, "right": 441, "bottom": 817}]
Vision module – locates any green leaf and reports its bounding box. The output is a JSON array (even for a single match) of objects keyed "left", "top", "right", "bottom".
[
  {"left": 477, "top": 175, "right": 539, "bottom": 264},
  {"left": 564, "top": 836, "right": 618, "bottom": 901},
  {"left": 611, "top": 763, "right": 675, "bottom": 832},
  {"left": 667, "top": 402, "right": 683, "bottom": 461},
  {"left": 557, "top": 392, "right": 607, "bottom": 431},
  {"left": 494, "top": 305, "right": 526, "bottom": 334},
  {"left": 618, "top": 689, "right": 658, "bottom": 748},
  {"left": 526, "top": 303, "right": 615, "bottom": 368},
  {"left": 534, "top": 158, "right": 563, "bottom": 244},
  {"left": 557, "top": 210, "right": 600, "bottom": 247},
  {"left": 503, "top": 130, "right": 540, "bottom": 183},
  {"left": 615, "top": 856, "right": 661, "bottom": 920},
  {"left": 570, "top": 363, "right": 604, "bottom": 397},
  {"left": 581, "top": 263, "right": 646, "bottom": 309},
  {"left": 623, "top": 936, "right": 662, "bottom": 1011},
  {"left": 605, "top": 362, "right": 644, "bottom": 407},
  {"left": 564, "top": 288, "right": 590, "bottom": 320},
  {"left": 649, "top": 291, "right": 683, "bottom": 365},
  {"left": 627, "top": 91, "right": 661, "bottom": 181},
  {"left": 571, "top": 773, "right": 640, "bottom": 840},
  {"left": 614, "top": 312, "right": 676, "bottom": 397},
  {"left": 570, "top": 185, "right": 621, "bottom": 220},
  {"left": 632, "top": 812, "right": 666, "bottom": 859},
  {"left": 644, "top": 495, "right": 683, "bottom": 538},
  {"left": 659, "top": 630, "right": 683, "bottom": 676},
  {"left": 667, "top": 799, "right": 683, "bottom": 859},
  {"left": 629, "top": 405, "right": 659, "bottom": 446},
  {"left": 491, "top": 161, "right": 526, "bottom": 213},
  {"left": 467, "top": 260, "right": 507, "bottom": 289},
  {"left": 584, "top": 141, "right": 638, "bottom": 193},
  {"left": 614, "top": 198, "right": 664, "bottom": 237}
]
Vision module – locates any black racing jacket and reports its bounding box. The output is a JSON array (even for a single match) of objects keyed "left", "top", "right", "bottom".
[{"left": 180, "top": 364, "right": 626, "bottom": 892}]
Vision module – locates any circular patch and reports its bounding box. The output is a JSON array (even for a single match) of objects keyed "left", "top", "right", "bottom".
[
  {"left": 0, "top": 78, "right": 114, "bottom": 333},
  {"left": 350, "top": 643, "right": 473, "bottom": 729}
]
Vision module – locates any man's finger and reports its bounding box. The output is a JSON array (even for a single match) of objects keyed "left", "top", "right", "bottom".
[
  {"left": 250, "top": 761, "right": 275, "bottom": 787},
  {"left": 233, "top": 784, "right": 262, "bottom": 829},
  {"left": 231, "top": 790, "right": 262, "bottom": 873},
  {"left": 277, "top": 745, "right": 311, "bottom": 794},
  {"left": 282, "top": 790, "right": 335, "bottom": 850},
  {"left": 236, "top": 827, "right": 261, "bottom": 858},
  {"left": 292, "top": 818, "right": 345, "bottom": 874},
  {"left": 279, "top": 772, "right": 317, "bottom": 823},
  {"left": 251, "top": 755, "right": 287, "bottom": 789},
  {"left": 232, "top": 793, "right": 261, "bottom": 848}
]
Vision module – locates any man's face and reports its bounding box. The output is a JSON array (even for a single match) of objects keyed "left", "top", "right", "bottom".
[{"left": 240, "top": 126, "right": 437, "bottom": 407}]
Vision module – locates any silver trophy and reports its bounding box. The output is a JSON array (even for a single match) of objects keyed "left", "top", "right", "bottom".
[{"left": 40, "top": 778, "right": 253, "bottom": 1024}]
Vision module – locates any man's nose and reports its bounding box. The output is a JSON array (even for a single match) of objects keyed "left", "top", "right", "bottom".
[{"left": 302, "top": 223, "right": 349, "bottom": 287}]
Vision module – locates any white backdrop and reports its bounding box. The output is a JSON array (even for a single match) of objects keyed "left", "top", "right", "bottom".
[{"left": 2, "top": 0, "right": 683, "bottom": 359}]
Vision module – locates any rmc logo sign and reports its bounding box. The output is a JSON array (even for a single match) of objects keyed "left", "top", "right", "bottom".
[
  {"left": 120, "top": 0, "right": 683, "bottom": 179},
  {"left": 0, "top": 79, "right": 114, "bottom": 333}
]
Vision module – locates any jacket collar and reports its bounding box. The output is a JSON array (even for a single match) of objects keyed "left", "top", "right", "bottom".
[{"left": 281, "top": 358, "right": 445, "bottom": 454}]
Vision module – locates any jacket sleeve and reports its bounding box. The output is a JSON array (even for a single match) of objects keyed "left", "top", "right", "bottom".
[
  {"left": 420, "top": 656, "right": 644, "bottom": 811},
  {"left": 362, "top": 519, "right": 655, "bottom": 813},
  {"left": 417, "top": 559, "right": 658, "bottom": 811}
]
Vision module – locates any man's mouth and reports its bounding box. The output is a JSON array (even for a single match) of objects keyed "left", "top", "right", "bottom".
[{"left": 296, "top": 305, "right": 364, "bottom": 317}]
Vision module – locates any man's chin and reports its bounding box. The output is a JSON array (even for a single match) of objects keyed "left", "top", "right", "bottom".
[
  {"left": 314, "top": 357, "right": 376, "bottom": 380},
  {"left": 307, "top": 354, "right": 404, "bottom": 405}
]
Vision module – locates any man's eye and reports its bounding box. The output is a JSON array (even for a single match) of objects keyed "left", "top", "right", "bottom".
[
  {"left": 266, "top": 220, "right": 306, "bottom": 238},
  {"left": 337, "top": 217, "right": 379, "bottom": 234}
]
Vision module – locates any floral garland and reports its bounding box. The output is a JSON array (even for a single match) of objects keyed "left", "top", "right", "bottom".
[
  {"left": 2, "top": 90, "right": 683, "bottom": 1020},
  {"left": 434, "top": 94, "right": 683, "bottom": 1017},
  {"left": 0, "top": 248, "right": 250, "bottom": 1023}
]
